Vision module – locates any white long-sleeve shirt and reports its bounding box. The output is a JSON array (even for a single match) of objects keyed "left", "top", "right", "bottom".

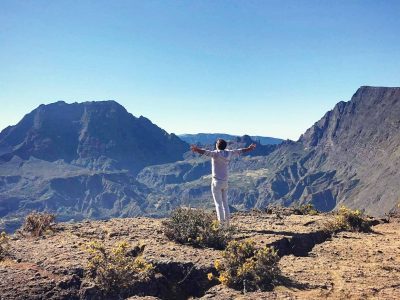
[{"left": 203, "top": 149, "right": 243, "bottom": 181}]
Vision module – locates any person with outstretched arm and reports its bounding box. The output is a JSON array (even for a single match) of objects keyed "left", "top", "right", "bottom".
[{"left": 191, "top": 139, "right": 256, "bottom": 226}]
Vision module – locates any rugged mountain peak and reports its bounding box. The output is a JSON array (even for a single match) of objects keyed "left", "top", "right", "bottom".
[
  {"left": 233, "top": 134, "right": 253, "bottom": 144},
  {"left": 0, "top": 100, "right": 188, "bottom": 172},
  {"left": 299, "top": 86, "right": 400, "bottom": 148}
]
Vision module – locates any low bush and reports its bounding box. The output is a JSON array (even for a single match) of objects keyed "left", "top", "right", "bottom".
[
  {"left": 210, "top": 239, "right": 280, "bottom": 291},
  {"left": 162, "top": 207, "right": 235, "bottom": 250},
  {"left": 0, "top": 232, "right": 10, "bottom": 261},
  {"left": 21, "top": 211, "right": 56, "bottom": 236},
  {"left": 294, "top": 203, "right": 319, "bottom": 215},
  {"left": 325, "top": 206, "right": 371, "bottom": 233},
  {"left": 84, "top": 240, "right": 154, "bottom": 295},
  {"left": 387, "top": 202, "right": 400, "bottom": 220}
]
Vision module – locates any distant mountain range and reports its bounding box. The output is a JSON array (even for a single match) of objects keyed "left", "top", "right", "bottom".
[
  {"left": 178, "top": 133, "right": 283, "bottom": 146},
  {"left": 1, "top": 86, "right": 399, "bottom": 231}
]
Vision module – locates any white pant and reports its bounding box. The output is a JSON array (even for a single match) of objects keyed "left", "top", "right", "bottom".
[{"left": 211, "top": 179, "right": 230, "bottom": 224}]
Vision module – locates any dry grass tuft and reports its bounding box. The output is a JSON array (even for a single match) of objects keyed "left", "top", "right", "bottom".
[
  {"left": 162, "top": 207, "right": 235, "bottom": 250},
  {"left": 0, "top": 232, "right": 10, "bottom": 261},
  {"left": 84, "top": 240, "right": 154, "bottom": 295},
  {"left": 21, "top": 212, "right": 56, "bottom": 237},
  {"left": 294, "top": 203, "right": 319, "bottom": 215},
  {"left": 324, "top": 206, "right": 372, "bottom": 233},
  {"left": 209, "top": 239, "right": 280, "bottom": 292}
]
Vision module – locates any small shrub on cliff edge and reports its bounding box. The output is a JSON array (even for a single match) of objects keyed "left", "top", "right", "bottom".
[
  {"left": 388, "top": 201, "right": 400, "bottom": 220},
  {"left": 162, "top": 207, "right": 235, "bottom": 249},
  {"left": 0, "top": 232, "right": 10, "bottom": 261},
  {"left": 21, "top": 211, "right": 56, "bottom": 236},
  {"left": 84, "top": 240, "right": 154, "bottom": 295},
  {"left": 209, "top": 239, "right": 280, "bottom": 291},
  {"left": 294, "top": 203, "right": 319, "bottom": 215},
  {"left": 324, "top": 206, "right": 371, "bottom": 233}
]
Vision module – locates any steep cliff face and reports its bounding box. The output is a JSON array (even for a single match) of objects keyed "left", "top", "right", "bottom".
[{"left": 255, "top": 86, "right": 400, "bottom": 215}]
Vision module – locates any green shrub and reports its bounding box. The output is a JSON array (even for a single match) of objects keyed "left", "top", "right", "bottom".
[
  {"left": 21, "top": 211, "right": 56, "bottom": 236},
  {"left": 325, "top": 206, "right": 371, "bottom": 233},
  {"left": 84, "top": 240, "right": 154, "bottom": 295},
  {"left": 0, "top": 232, "right": 10, "bottom": 261},
  {"left": 210, "top": 239, "right": 280, "bottom": 291},
  {"left": 294, "top": 203, "right": 319, "bottom": 215},
  {"left": 162, "top": 207, "right": 235, "bottom": 250}
]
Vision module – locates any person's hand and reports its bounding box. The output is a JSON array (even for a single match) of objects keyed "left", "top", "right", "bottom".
[
  {"left": 249, "top": 143, "right": 257, "bottom": 150},
  {"left": 190, "top": 144, "right": 198, "bottom": 152}
]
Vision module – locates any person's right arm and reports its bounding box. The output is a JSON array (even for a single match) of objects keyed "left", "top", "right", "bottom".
[
  {"left": 190, "top": 145, "right": 215, "bottom": 157},
  {"left": 190, "top": 144, "right": 206, "bottom": 155}
]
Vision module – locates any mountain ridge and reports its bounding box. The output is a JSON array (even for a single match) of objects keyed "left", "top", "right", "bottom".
[
  {"left": 1, "top": 86, "right": 399, "bottom": 232},
  {"left": 179, "top": 133, "right": 283, "bottom": 146},
  {"left": 0, "top": 100, "right": 188, "bottom": 173}
]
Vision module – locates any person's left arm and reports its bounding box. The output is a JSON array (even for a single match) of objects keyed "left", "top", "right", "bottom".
[{"left": 231, "top": 143, "right": 257, "bottom": 156}]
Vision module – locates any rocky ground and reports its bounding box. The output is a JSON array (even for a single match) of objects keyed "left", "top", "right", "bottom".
[{"left": 0, "top": 210, "right": 399, "bottom": 300}]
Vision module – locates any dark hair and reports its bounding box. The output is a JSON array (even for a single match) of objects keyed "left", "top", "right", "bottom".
[{"left": 216, "top": 139, "right": 227, "bottom": 150}]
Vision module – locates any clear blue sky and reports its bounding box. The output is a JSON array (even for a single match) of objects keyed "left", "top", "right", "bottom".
[{"left": 1, "top": 0, "right": 399, "bottom": 140}]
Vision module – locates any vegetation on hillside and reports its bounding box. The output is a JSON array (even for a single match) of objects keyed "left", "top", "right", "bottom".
[
  {"left": 84, "top": 240, "right": 154, "bottom": 296},
  {"left": 21, "top": 212, "right": 56, "bottom": 237},
  {"left": 209, "top": 239, "right": 280, "bottom": 291},
  {"left": 0, "top": 232, "right": 10, "bottom": 261},
  {"left": 162, "top": 207, "right": 235, "bottom": 249},
  {"left": 325, "top": 206, "right": 372, "bottom": 233}
]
